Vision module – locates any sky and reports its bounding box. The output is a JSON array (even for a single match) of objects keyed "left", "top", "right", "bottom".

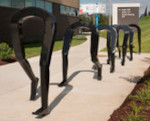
[{"left": 80, "top": 0, "right": 150, "bottom": 15}]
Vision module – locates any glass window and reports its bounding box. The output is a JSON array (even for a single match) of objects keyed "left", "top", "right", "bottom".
[
  {"left": 60, "top": 5, "right": 65, "bottom": 14},
  {"left": 0, "top": 0, "right": 11, "bottom": 7},
  {"left": 36, "top": 0, "right": 44, "bottom": 9},
  {"left": 12, "top": 0, "right": 25, "bottom": 8},
  {"left": 45, "top": 1, "right": 52, "bottom": 13},
  {"left": 25, "top": 0, "right": 35, "bottom": 7},
  {"left": 60, "top": 5, "right": 69, "bottom": 15},
  {"left": 70, "top": 8, "right": 76, "bottom": 16},
  {"left": 65, "top": 7, "right": 70, "bottom": 15},
  {"left": 60, "top": 5, "right": 78, "bottom": 16}
]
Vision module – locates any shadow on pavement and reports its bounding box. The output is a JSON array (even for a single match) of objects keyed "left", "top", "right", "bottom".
[
  {"left": 119, "top": 76, "right": 141, "bottom": 83},
  {"left": 64, "top": 70, "right": 99, "bottom": 85},
  {"left": 36, "top": 83, "right": 73, "bottom": 118}
]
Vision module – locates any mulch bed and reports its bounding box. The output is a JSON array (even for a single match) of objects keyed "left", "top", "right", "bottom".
[
  {"left": 108, "top": 76, "right": 150, "bottom": 121},
  {"left": 0, "top": 57, "right": 16, "bottom": 66}
]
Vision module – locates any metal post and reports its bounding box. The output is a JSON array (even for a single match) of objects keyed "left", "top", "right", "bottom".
[{"left": 108, "top": 0, "right": 111, "bottom": 25}]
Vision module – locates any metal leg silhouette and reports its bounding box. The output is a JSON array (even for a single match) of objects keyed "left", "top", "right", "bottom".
[
  {"left": 10, "top": 20, "right": 39, "bottom": 100},
  {"left": 125, "top": 26, "right": 134, "bottom": 61},
  {"left": 129, "top": 24, "right": 141, "bottom": 54},
  {"left": 112, "top": 25, "right": 132, "bottom": 65},
  {"left": 98, "top": 25, "right": 117, "bottom": 72},
  {"left": 116, "top": 30, "right": 121, "bottom": 58},
  {"left": 58, "top": 21, "right": 101, "bottom": 87},
  {"left": 10, "top": 7, "right": 56, "bottom": 115},
  {"left": 122, "top": 32, "right": 129, "bottom": 65},
  {"left": 106, "top": 31, "right": 111, "bottom": 64}
]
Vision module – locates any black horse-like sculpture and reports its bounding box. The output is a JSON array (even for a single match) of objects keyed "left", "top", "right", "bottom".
[
  {"left": 10, "top": 7, "right": 56, "bottom": 115},
  {"left": 58, "top": 21, "right": 102, "bottom": 87}
]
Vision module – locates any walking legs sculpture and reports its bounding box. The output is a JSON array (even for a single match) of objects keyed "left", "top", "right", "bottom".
[
  {"left": 58, "top": 21, "right": 101, "bottom": 87},
  {"left": 98, "top": 25, "right": 117, "bottom": 72},
  {"left": 10, "top": 7, "right": 56, "bottom": 115}
]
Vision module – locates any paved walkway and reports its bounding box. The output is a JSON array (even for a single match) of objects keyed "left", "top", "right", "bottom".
[{"left": 0, "top": 36, "right": 150, "bottom": 121}]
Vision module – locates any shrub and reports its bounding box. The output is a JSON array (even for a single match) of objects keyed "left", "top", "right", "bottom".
[
  {"left": 122, "top": 103, "right": 146, "bottom": 121},
  {"left": 0, "top": 42, "right": 13, "bottom": 60},
  {"left": 129, "top": 86, "right": 150, "bottom": 104}
]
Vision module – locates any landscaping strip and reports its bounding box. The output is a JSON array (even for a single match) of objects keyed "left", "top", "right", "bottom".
[{"left": 108, "top": 75, "right": 150, "bottom": 121}]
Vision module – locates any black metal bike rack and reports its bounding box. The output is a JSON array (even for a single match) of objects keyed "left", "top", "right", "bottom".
[
  {"left": 129, "top": 24, "right": 141, "bottom": 54},
  {"left": 112, "top": 25, "right": 134, "bottom": 65},
  {"left": 10, "top": 7, "right": 56, "bottom": 115},
  {"left": 98, "top": 25, "right": 117, "bottom": 72},
  {"left": 58, "top": 21, "right": 102, "bottom": 87}
]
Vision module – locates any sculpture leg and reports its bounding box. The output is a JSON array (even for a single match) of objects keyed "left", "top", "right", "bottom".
[
  {"left": 138, "top": 31, "right": 141, "bottom": 54},
  {"left": 32, "top": 67, "right": 50, "bottom": 116},
  {"left": 58, "top": 54, "right": 68, "bottom": 87},
  {"left": 18, "top": 59, "right": 39, "bottom": 100},
  {"left": 122, "top": 46, "right": 127, "bottom": 66},
  {"left": 121, "top": 33, "right": 128, "bottom": 66},
  {"left": 107, "top": 31, "right": 111, "bottom": 64},
  {"left": 117, "top": 38, "right": 121, "bottom": 58},
  {"left": 129, "top": 44, "right": 133, "bottom": 61},
  {"left": 11, "top": 23, "right": 39, "bottom": 100},
  {"left": 93, "top": 61, "right": 102, "bottom": 80},
  {"left": 32, "top": 19, "right": 56, "bottom": 116},
  {"left": 110, "top": 53, "right": 115, "bottom": 72},
  {"left": 33, "top": 65, "right": 50, "bottom": 115}
]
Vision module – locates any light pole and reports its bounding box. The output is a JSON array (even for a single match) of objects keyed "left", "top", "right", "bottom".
[{"left": 108, "top": 0, "right": 111, "bottom": 25}]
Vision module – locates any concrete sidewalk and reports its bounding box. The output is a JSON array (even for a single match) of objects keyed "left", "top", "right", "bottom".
[{"left": 0, "top": 36, "right": 150, "bottom": 121}]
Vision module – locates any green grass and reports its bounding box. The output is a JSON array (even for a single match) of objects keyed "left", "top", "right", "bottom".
[
  {"left": 100, "top": 16, "right": 150, "bottom": 53},
  {"left": 139, "top": 16, "right": 150, "bottom": 52},
  {"left": 122, "top": 103, "right": 147, "bottom": 121},
  {"left": 121, "top": 77, "right": 150, "bottom": 121},
  {"left": 129, "top": 79, "right": 150, "bottom": 105},
  {"left": 24, "top": 35, "right": 86, "bottom": 58}
]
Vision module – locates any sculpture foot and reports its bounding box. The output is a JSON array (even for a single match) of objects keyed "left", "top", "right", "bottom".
[
  {"left": 97, "top": 76, "right": 102, "bottom": 80},
  {"left": 110, "top": 67, "right": 115, "bottom": 73},
  {"left": 130, "top": 57, "right": 133, "bottom": 61},
  {"left": 97, "top": 64, "right": 102, "bottom": 81},
  {"left": 121, "top": 61, "right": 125, "bottom": 66},
  {"left": 32, "top": 107, "right": 49, "bottom": 116},
  {"left": 92, "top": 65, "right": 97, "bottom": 70},
  {"left": 30, "top": 78, "right": 39, "bottom": 101},
  {"left": 58, "top": 80, "right": 68, "bottom": 87},
  {"left": 127, "top": 56, "right": 133, "bottom": 61},
  {"left": 107, "top": 59, "right": 110, "bottom": 64}
]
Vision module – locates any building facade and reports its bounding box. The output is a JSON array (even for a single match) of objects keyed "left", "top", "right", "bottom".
[{"left": 0, "top": 0, "right": 79, "bottom": 44}]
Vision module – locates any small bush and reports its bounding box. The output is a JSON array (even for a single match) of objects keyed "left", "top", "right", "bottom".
[
  {"left": 129, "top": 80, "right": 150, "bottom": 104},
  {"left": 122, "top": 103, "right": 146, "bottom": 121},
  {"left": 0, "top": 42, "right": 13, "bottom": 60},
  {"left": 129, "top": 88, "right": 150, "bottom": 104}
]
